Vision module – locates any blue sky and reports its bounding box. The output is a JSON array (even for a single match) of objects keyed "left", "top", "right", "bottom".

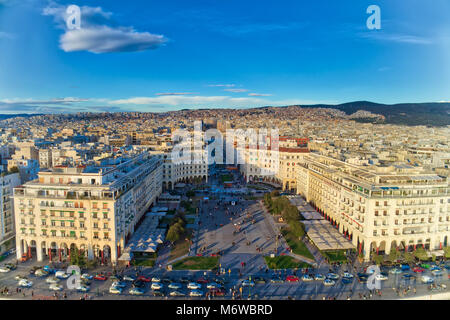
[{"left": 0, "top": 0, "right": 449, "bottom": 113}]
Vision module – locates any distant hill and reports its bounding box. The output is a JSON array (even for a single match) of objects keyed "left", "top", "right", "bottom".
[
  {"left": 296, "top": 101, "right": 450, "bottom": 126},
  {"left": 0, "top": 113, "right": 45, "bottom": 120}
]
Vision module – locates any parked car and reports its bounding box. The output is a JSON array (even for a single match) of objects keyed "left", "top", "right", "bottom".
[
  {"left": 132, "top": 280, "right": 146, "bottom": 288},
  {"left": 196, "top": 277, "right": 208, "bottom": 284},
  {"left": 401, "top": 264, "right": 410, "bottom": 271},
  {"left": 179, "top": 277, "right": 191, "bottom": 284},
  {"left": 169, "top": 290, "right": 185, "bottom": 297},
  {"left": 189, "top": 290, "right": 203, "bottom": 297},
  {"left": 152, "top": 290, "right": 165, "bottom": 297},
  {"left": 376, "top": 273, "right": 389, "bottom": 281},
  {"left": 112, "top": 281, "right": 127, "bottom": 288},
  {"left": 18, "top": 279, "right": 33, "bottom": 288},
  {"left": 208, "top": 288, "right": 226, "bottom": 297},
  {"left": 14, "top": 275, "right": 28, "bottom": 281},
  {"left": 162, "top": 278, "right": 173, "bottom": 284},
  {"left": 323, "top": 279, "right": 335, "bottom": 286},
  {"left": 301, "top": 274, "right": 313, "bottom": 282},
  {"left": 421, "top": 275, "right": 434, "bottom": 284},
  {"left": 0, "top": 266, "right": 11, "bottom": 273},
  {"left": 109, "top": 286, "right": 123, "bottom": 294},
  {"left": 253, "top": 277, "right": 266, "bottom": 284},
  {"left": 123, "top": 275, "right": 136, "bottom": 282},
  {"left": 77, "top": 285, "right": 90, "bottom": 292},
  {"left": 341, "top": 277, "right": 352, "bottom": 284},
  {"left": 326, "top": 273, "right": 339, "bottom": 280},
  {"left": 55, "top": 271, "right": 70, "bottom": 279},
  {"left": 389, "top": 268, "right": 402, "bottom": 274},
  {"left": 286, "top": 275, "right": 300, "bottom": 282},
  {"left": 412, "top": 267, "right": 425, "bottom": 273},
  {"left": 342, "top": 272, "right": 354, "bottom": 279},
  {"left": 81, "top": 273, "right": 93, "bottom": 281},
  {"left": 151, "top": 276, "right": 161, "bottom": 283},
  {"left": 314, "top": 274, "right": 325, "bottom": 281},
  {"left": 151, "top": 282, "right": 163, "bottom": 290},
  {"left": 270, "top": 276, "right": 284, "bottom": 283},
  {"left": 46, "top": 277, "right": 60, "bottom": 284},
  {"left": 168, "top": 282, "right": 182, "bottom": 290},
  {"left": 49, "top": 283, "right": 63, "bottom": 291},
  {"left": 187, "top": 282, "right": 201, "bottom": 290},
  {"left": 432, "top": 269, "right": 444, "bottom": 276},
  {"left": 129, "top": 287, "right": 145, "bottom": 295}
]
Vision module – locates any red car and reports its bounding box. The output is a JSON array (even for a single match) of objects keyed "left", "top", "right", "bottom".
[
  {"left": 413, "top": 267, "right": 425, "bottom": 273},
  {"left": 93, "top": 274, "right": 108, "bottom": 281},
  {"left": 196, "top": 277, "right": 208, "bottom": 284},
  {"left": 286, "top": 275, "right": 300, "bottom": 282},
  {"left": 209, "top": 288, "right": 225, "bottom": 297},
  {"left": 137, "top": 275, "right": 151, "bottom": 282}
]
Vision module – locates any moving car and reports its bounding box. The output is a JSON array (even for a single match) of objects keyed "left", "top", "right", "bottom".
[
  {"left": 241, "top": 280, "right": 255, "bottom": 287},
  {"left": 0, "top": 266, "right": 11, "bottom": 273},
  {"left": 129, "top": 287, "right": 145, "bottom": 295},
  {"left": 94, "top": 274, "right": 108, "bottom": 281}
]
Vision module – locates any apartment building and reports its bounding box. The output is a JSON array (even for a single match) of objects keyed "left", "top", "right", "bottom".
[
  {"left": 239, "top": 136, "right": 309, "bottom": 191},
  {"left": 150, "top": 151, "right": 208, "bottom": 190},
  {"left": 296, "top": 153, "right": 450, "bottom": 260},
  {"left": 13, "top": 152, "right": 162, "bottom": 265},
  {"left": 0, "top": 172, "right": 20, "bottom": 253}
]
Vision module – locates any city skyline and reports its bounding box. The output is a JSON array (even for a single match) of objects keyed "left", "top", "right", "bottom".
[{"left": 0, "top": 0, "right": 449, "bottom": 114}]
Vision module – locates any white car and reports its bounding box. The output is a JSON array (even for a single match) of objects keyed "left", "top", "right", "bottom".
[
  {"left": 326, "top": 273, "right": 339, "bottom": 280},
  {"left": 376, "top": 273, "right": 388, "bottom": 281},
  {"left": 14, "top": 275, "right": 28, "bottom": 281},
  {"left": 323, "top": 279, "right": 335, "bottom": 286},
  {"left": 109, "top": 286, "right": 122, "bottom": 294},
  {"left": 111, "top": 281, "right": 127, "bottom": 288},
  {"left": 55, "top": 271, "right": 70, "bottom": 279},
  {"left": 343, "top": 272, "right": 354, "bottom": 279},
  {"left": 129, "top": 287, "right": 145, "bottom": 295},
  {"left": 151, "top": 282, "right": 163, "bottom": 290},
  {"left": 240, "top": 280, "right": 255, "bottom": 287},
  {"left": 432, "top": 269, "right": 444, "bottom": 276},
  {"left": 46, "top": 277, "right": 60, "bottom": 284},
  {"left": 49, "top": 283, "right": 63, "bottom": 291},
  {"left": 168, "top": 282, "right": 182, "bottom": 290},
  {"left": 123, "top": 275, "right": 136, "bottom": 282},
  {"left": 0, "top": 266, "right": 11, "bottom": 273},
  {"left": 18, "top": 279, "right": 33, "bottom": 288},
  {"left": 421, "top": 275, "right": 434, "bottom": 284},
  {"left": 151, "top": 277, "right": 161, "bottom": 282},
  {"left": 34, "top": 269, "right": 48, "bottom": 277},
  {"left": 189, "top": 290, "right": 203, "bottom": 297},
  {"left": 81, "top": 273, "right": 93, "bottom": 281},
  {"left": 187, "top": 282, "right": 201, "bottom": 290}
]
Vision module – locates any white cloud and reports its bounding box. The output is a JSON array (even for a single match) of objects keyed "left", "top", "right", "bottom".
[
  {"left": 207, "top": 84, "right": 235, "bottom": 87},
  {"left": 43, "top": 1, "right": 167, "bottom": 53},
  {"left": 360, "top": 32, "right": 432, "bottom": 45},
  {"left": 248, "top": 93, "right": 272, "bottom": 97},
  {"left": 224, "top": 88, "right": 248, "bottom": 93},
  {"left": 60, "top": 26, "right": 166, "bottom": 53},
  {"left": 155, "top": 92, "right": 194, "bottom": 96}
]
